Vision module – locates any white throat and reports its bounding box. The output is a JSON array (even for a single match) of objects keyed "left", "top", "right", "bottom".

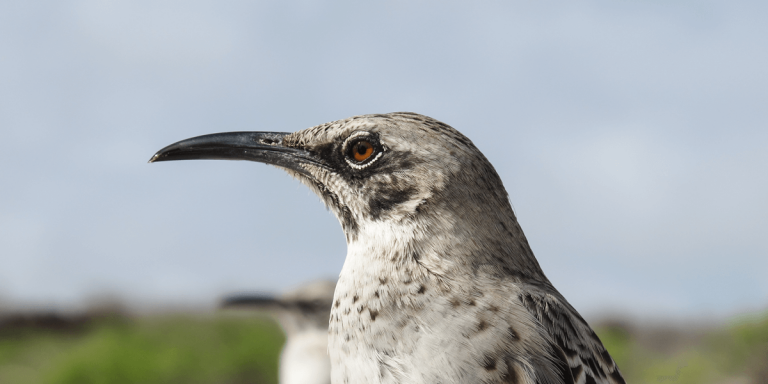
[{"left": 328, "top": 218, "right": 440, "bottom": 384}]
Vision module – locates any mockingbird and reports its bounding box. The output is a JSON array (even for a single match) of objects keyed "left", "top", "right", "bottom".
[
  {"left": 222, "top": 280, "right": 335, "bottom": 384},
  {"left": 151, "top": 112, "right": 625, "bottom": 384}
]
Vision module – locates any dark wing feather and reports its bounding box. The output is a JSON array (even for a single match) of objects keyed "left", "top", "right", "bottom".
[{"left": 520, "top": 290, "right": 626, "bottom": 384}]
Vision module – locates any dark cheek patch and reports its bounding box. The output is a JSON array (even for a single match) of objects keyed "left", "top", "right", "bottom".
[
  {"left": 363, "top": 152, "right": 419, "bottom": 220},
  {"left": 368, "top": 184, "right": 417, "bottom": 220}
]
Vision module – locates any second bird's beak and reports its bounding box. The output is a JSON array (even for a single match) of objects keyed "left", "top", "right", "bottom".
[
  {"left": 220, "top": 294, "right": 286, "bottom": 310},
  {"left": 148, "top": 131, "right": 323, "bottom": 176}
]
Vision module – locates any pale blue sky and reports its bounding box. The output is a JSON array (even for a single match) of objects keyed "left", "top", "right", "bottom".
[{"left": 1, "top": 0, "right": 766, "bottom": 321}]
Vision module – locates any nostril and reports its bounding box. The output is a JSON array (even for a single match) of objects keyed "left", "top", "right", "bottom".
[{"left": 259, "top": 138, "right": 278, "bottom": 145}]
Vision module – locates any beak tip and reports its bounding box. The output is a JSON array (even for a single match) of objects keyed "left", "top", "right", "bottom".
[{"left": 148, "top": 153, "right": 160, "bottom": 163}]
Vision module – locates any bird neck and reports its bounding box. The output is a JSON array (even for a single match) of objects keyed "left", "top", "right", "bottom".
[{"left": 344, "top": 197, "right": 546, "bottom": 285}]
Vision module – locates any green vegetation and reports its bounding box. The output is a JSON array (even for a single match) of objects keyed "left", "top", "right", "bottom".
[
  {"left": 0, "top": 314, "right": 284, "bottom": 384},
  {"left": 1, "top": 311, "right": 766, "bottom": 384},
  {"left": 595, "top": 312, "right": 768, "bottom": 383}
]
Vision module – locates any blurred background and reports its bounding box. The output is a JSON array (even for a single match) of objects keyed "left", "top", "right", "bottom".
[{"left": 1, "top": 0, "right": 766, "bottom": 383}]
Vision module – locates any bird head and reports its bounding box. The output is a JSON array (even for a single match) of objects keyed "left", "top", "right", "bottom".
[{"left": 151, "top": 112, "right": 543, "bottom": 279}]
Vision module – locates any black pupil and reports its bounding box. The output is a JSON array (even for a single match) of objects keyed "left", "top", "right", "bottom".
[{"left": 356, "top": 143, "right": 369, "bottom": 155}]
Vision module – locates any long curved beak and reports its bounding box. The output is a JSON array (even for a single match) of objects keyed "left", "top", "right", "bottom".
[{"left": 148, "top": 131, "right": 323, "bottom": 176}]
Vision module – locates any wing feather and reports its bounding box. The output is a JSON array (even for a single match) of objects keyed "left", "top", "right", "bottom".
[{"left": 519, "top": 290, "right": 626, "bottom": 384}]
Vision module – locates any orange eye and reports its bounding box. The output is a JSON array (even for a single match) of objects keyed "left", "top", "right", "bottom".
[{"left": 352, "top": 141, "right": 374, "bottom": 162}]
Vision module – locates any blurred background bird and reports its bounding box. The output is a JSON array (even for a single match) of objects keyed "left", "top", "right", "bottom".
[{"left": 222, "top": 280, "right": 336, "bottom": 384}]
